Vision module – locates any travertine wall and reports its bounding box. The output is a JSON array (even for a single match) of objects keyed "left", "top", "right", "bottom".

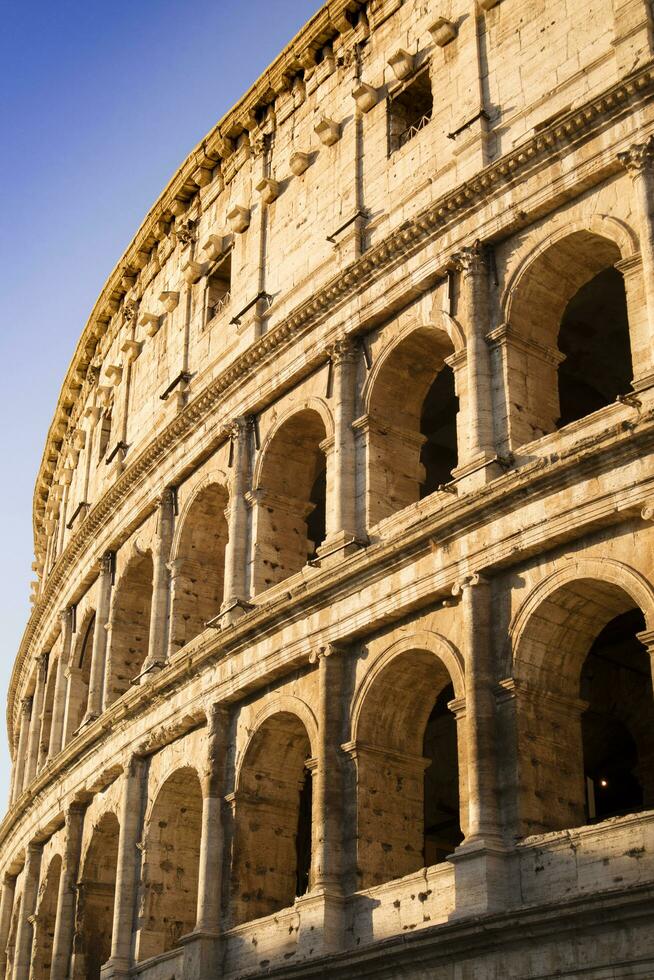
[{"left": 3, "top": 0, "right": 654, "bottom": 977}]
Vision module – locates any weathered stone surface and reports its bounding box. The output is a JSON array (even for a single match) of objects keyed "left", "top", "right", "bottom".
[{"left": 3, "top": 0, "right": 654, "bottom": 977}]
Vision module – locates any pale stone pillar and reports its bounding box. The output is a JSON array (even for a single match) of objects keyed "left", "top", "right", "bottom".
[
  {"left": 618, "top": 137, "right": 654, "bottom": 380},
  {"left": 140, "top": 489, "right": 175, "bottom": 677},
  {"left": 10, "top": 698, "right": 32, "bottom": 804},
  {"left": 221, "top": 417, "right": 254, "bottom": 619},
  {"left": 311, "top": 644, "right": 346, "bottom": 891},
  {"left": 82, "top": 552, "right": 113, "bottom": 724},
  {"left": 47, "top": 608, "right": 73, "bottom": 760},
  {"left": 24, "top": 654, "right": 48, "bottom": 788},
  {"left": 0, "top": 873, "right": 16, "bottom": 977},
  {"left": 50, "top": 802, "right": 85, "bottom": 980},
  {"left": 452, "top": 243, "right": 496, "bottom": 477},
  {"left": 195, "top": 704, "right": 229, "bottom": 933},
  {"left": 13, "top": 842, "right": 42, "bottom": 979},
  {"left": 318, "top": 339, "right": 361, "bottom": 562},
  {"left": 104, "top": 755, "right": 147, "bottom": 977},
  {"left": 449, "top": 574, "right": 511, "bottom": 916}
]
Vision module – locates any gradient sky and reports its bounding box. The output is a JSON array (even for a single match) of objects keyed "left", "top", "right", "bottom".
[{"left": 0, "top": 0, "right": 324, "bottom": 807}]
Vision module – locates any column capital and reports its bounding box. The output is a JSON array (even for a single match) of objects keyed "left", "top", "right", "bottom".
[
  {"left": 35, "top": 652, "right": 49, "bottom": 677},
  {"left": 309, "top": 641, "right": 345, "bottom": 664},
  {"left": 327, "top": 336, "right": 358, "bottom": 365},
  {"left": 20, "top": 696, "right": 33, "bottom": 716},
  {"left": 618, "top": 136, "right": 654, "bottom": 176},
  {"left": 155, "top": 486, "right": 176, "bottom": 511},
  {"left": 97, "top": 550, "right": 114, "bottom": 576},
  {"left": 452, "top": 240, "right": 488, "bottom": 276},
  {"left": 636, "top": 628, "right": 654, "bottom": 651},
  {"left": 452, "top": 571, "right": 490, "bottom": 596}
]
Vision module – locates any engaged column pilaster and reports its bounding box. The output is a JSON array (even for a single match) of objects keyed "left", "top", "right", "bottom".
[
  {"left": 82, "top": 551, "right": 113, "bottom": 724},
  {"left": 220, "top": 417, "right": 254, "bottom": 624},
  {"left": 13, "top": 841, "right": 42, "bottom": 979},
  {"left": 50, "top": 802, "right": 86, "bottom": 980},
  {"left": 139, "top": 488, "right": 175, "bottom": 679}
]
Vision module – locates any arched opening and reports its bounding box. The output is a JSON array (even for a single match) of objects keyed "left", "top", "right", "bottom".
[
  {"left": 38, "top": 655, "right": 58, "bottom": 769},
  {"left": 32, "top": 854, "right": 62, "bottom": 978},
  {"left": 65, "top": 613, "right": 95, "bottom": 743},
  {"left": 558, "top": 267, "right": 632, "bottom": 427},
  {"left": 169, "top": 484, "right": 229, "bottom": 654},
  {"left": 74, "top": 812, "right": 119, "bottom": 980},
  {"left": 254, "top": 410, "right": 328, "bottom": 593},
  {"left": 136, "top": 768, "right": 203, "bottom": 962},
  {"left": 513, "top": 577, "right": 654, "bottom": 836},
  {"left": 366, "top": 327, "right": 458, "bottom": 526},
  {"left": 354, "top": 649, "right": 463, "bottom": 888},
  {"left": 231, "top": 712, "right": 313, "bottom": 925},
  {"left": 105, "top": 553, "right": 153, "bottom": 705},
  {"left": 507, "top": 231, "right": 632, "bottom": 445}
]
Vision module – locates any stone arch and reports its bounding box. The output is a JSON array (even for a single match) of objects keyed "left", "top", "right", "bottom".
[
  {"left": 362, "top": 321, "right": 459, "bottom": 526},
  {"left": 499, "top": 221, "right": 637, "bottom": 444},
  {"left": 509, "top": 561, "right": 654, "bottom": 836},
  {"left": 230, "top": 709, "right": 314, "bottom": 926},
  {"left": 350, "top": 634, "right": 466, "bottom": 887},
  {"left": 32, "top": 852, "right": 62, "bottom": 978},
  {"left": 104, "top": 550, "right": 154, "bottom": 705},
  {"left": 73, "top": 810, "right": 120, "bottom": 980},
  {"left": 64, "top": 610, "right": 96, "bottom": 743},
  {"left": 136, "top": 766, "right": 203, "bottom": 962},
  {"left": 169, "top": 478, "right": 230, "bottom": 654},
  {"left": 251, "top": 403, "right": 333, "bottom": 593}
]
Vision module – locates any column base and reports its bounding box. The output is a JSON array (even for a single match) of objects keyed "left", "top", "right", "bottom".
[
  {"left": 295, "top": 888, "right": 346, "bottom": 956},
  {"left": 214, "top": 597, "right": 255, "bottom": 628},
  {"left": 451, "top": 450, "right": 505, "bottom": 493},
  {"left": 179, "top": 930, "right": 222, "bottom": 980},
  {"left": 448, "top": 836, "right": 514, "bottom": 918},
  {"left": 100, "top": 959, "right": 130, "bottom": 980},
  {"left": 132, "top": 660, "right": 165, "bottom": 686},
  {"left": 316, "top": 531, "right": 366, "bottom": 567}
]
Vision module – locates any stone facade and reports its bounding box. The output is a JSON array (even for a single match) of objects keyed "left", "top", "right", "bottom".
[{"left": 3, "top": 0, "right": 654, "bottom": 977}]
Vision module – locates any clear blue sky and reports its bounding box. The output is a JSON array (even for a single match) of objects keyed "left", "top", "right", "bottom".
[{"left": 0, "top": 0, "right": 323, "bottom": 808}]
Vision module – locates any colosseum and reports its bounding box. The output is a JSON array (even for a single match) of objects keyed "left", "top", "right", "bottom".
[{"left": 3, "top": 0, "right": 654, "bottom": 977}]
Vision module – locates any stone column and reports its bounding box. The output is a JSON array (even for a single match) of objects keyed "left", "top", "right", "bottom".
[
  {"left": 449, "top": 574, "right": 510, "bottom": 916},
  {"left": 49, "top": 802, "right": 85, "bottom": 980},
  {"left": 140, "top": 489, "right": 175, "bottom": 678},
  {"left": 311, "top": 644, "right": 346, "bottom": 891},
  {"left": 13, "top": 842, "right": 42, "bottom": 979},
  {"left": 452, "top": 243, "right": 497, "bottom": 479},
  {"left": 47, "top": 608, "right": 73, "bottom": 760},
  {"left": 618, "top": 138, "right": 654, "bottom": 383},
  {"left": 10, "top": 698, "right": 32, "bottom": 803},
  {"left": 82, "top": 552, "right": 113, "bottom": 724},
  {"left": 318, "top": 339, "right": 361, "bottom": 563},
  {"left": 0, "top": 873, "right": 16, "bottom": 977},
  {"left": 221, "top": 417, "right": 253, "bottom": 621},
  {"left": 182, "top": 705, "right": 230, "bottom": 979},
  {"left": 104, "top": 755, "right": 147, "bottom": 978},
  {"left": 24, "top": 654, "right": 48, "bottom": 788}
]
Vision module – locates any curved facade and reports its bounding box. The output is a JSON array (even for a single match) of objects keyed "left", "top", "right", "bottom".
[{"left": 3, "top": 0, "right": 654, "bottom": 977}]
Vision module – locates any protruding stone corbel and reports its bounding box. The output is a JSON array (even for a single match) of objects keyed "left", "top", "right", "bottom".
[
  {"left": 314, "top": 116, "right": 341, "bottom": 146},
  {"left": 429, "top": 17, "right": 458, "bottom": 46},
  {"left": 121, "top": 271, "right": 136, "bottom": 292},
  {"left": 289, "top": 150, "right": 311, "bottom": 176},
  {"left": 139, "top": 312, "right": 161, "bottom": 337},
  {"left": 159, "top": 290, "right": 180, "bottom": 312},
  {"left": 227, "top": 205, "right": 251, "bottom": 234},
  {"left": 256, "top": 177, "right": 281, "bottom": 205},
  {"left": 132, "top": 250, "right": 150, "bottom": 270},
  {"left": 169, "top": 198, "right": 189, "bottom": 217},
  {"left": 193, "top": 165, "right": 213, "bottom": 187},
  {"left": 153, "top": 218, "right": 170, "bottom": 241},
  {"left": 202, "top": 234, "right": 228, "bottom": 262},
  {"left": 388, "top": 48, "right": 415, "bottom": 79},
  {"left": 120, "top": 339, "right": 142, "bottom": 363},
  {"left": 478, "top": 0, "right": 500, "bottom": 9},
  {"left": 182, "top": 258, "right": 209, "bottom": 284},
  {"left": 105, "top": 364, "right": 123, "bottom": 386},
  {"left": 212, "top": 135, "right": 235, "bottom": 160},
  {"left": 352, "top": 82, "right": 378, "bottom": 113}
]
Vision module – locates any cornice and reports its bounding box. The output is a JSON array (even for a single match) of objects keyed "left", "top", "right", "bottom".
[
  {"left": 13, "top": 61, "right": 654, "bottom": 742},
  {"left": 4, "top": 403, "right": 654, "bottom": 849}
]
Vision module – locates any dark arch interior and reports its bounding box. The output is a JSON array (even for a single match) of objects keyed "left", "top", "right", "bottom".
[
  {"left": 581, "top": 608, "right": 654, "bottom": 822},
  {"left": 419, "top": 365, "right": 458, "bottom": 496},
  {"left": 306, "top": 464, "right": 327, "bottom": 559},
  {"left": 295, "top": 764, "right": 313, "bottom": 896},
  {"left": 423, "top": 682, "right": 463, "bottom": 863},
  {"left": 557, "top": 266, "right": 632, "bottom": 428}
]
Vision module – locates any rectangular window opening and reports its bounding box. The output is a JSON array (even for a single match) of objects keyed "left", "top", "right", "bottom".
[
  {"left": 388, "top": 67, "right": 433, "bottom": 155},
  {"left": 204, "top": 251, "right": 232, "bottom": 327}
]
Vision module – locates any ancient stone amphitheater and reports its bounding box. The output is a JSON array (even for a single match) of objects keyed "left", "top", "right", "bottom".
[{"left": 3, "top": 0, "right": 654, "bottom": 977}]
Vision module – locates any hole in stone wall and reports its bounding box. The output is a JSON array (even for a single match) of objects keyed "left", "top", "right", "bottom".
[
  {"left": 557, "top": 266, "right": 632, "bottom": 428},
  {"left": 581, "top": 608, "right": 653, "bottom": 822},
  {"left": 423, "top": 683, "right": 463, "bottom": 864},
  {"left": 419, "top": 366, "right": 459, "bottom": 497},
  {"left": 388, "top": 67, "right": 433, "bottom": 154},
  {"left": 204, "top": 252, "right": 232, "bottom": 326}
]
